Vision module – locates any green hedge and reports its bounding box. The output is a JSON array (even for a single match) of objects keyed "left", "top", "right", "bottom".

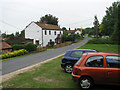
[
  {"left": 0, "top": 49, "right": 28, "bottom": 59},
  {"left": 12, "top": 43, "right": 37, "bottom": 52},
  {"left": 12, "top": 44, "right": 25, "bottom": 50},
  {"left": 87, "top": 38, "right": 118, "bottom": 44}
]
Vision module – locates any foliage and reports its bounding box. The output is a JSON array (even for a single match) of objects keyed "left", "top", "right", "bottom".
[
  {"left": 93, "top": 15, "right": 99, "bottom": 38},
  {"left": 39, "top": 14, "right": 58, "bottom": 25},
  {"left": 1, "top": 49, "right": 28, "bottom": 59},
  {"left": 12, "top": 44, "right": 25, "bottom": 51},
  {"left": 25, "top": 43, "right": 37, "bottom": 52},
  {"left": 102, "top": 1, "right": 119, "bottom": 36},
  {"left": 62, "top": 33, "right": 81, "bottom": 43},
  {"left": 111, "top": 2, "right": 120, "bottom": 44},
  {"left": 87, "top": 38, "right": 117, "bottom": 44},
  {"left": 62, "top": 27, "right": 67, "bottom": 31},
  {"left": 85, "top": 27, "right": 95, "bottom": 36},
  {"left": 12, "top": 43, "right": 37, "bottom": 52},
  {"left": 6, "top": 36, "right": 25, "bottom": 45}
]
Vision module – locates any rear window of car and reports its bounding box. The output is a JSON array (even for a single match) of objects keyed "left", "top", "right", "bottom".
[
  {"left": 106, "top": 56, "right": 120, "bottom": 68},
  {"left": 70, "top": 51, "right": 83, "bottom": 58}
]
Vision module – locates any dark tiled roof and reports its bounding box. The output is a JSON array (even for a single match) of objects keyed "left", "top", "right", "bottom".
[
  {"left": 35, "top": 22, "right": 62, "bottom": 30},
  {"left": 0, "top": 42, "right": 12, "bottom": 49}
]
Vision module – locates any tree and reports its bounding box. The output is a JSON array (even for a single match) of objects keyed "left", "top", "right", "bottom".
[
  {"left": 102, "top": 1, "right": 119, "bottom": 36},
  {"left": 62, "top": 27, "right": 67, "bottom": 31},
  {"left": 39, "top": 14, "right": 59, "bottom": 25},
  {"left": 1, "top": 33, "right": 7, "bottom": 38},
  {"left": 93, "top": 15, "right": 99, "bottom": 38},
  {"left": 111, "top": 2, "right": 120, "bottom": 44}
]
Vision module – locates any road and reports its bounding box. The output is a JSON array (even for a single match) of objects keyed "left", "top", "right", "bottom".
[{"left": 2, "top": 36, "right": 90, "bottom": 75}]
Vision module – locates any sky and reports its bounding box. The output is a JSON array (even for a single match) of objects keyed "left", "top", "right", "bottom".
[{"left": 0, "top": 0, "right": 118, "bottom": 34}]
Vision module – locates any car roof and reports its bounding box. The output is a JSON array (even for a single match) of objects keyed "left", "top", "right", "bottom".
[
  {"left": 83, "top": 52, "right": 120, "bottom": 56},
  {"left": 67, "top": 49, "right": 96, "bottom": 52}
]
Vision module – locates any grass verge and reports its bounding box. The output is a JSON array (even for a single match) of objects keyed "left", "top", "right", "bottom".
[{"left": 78, "top": 44, "right": 120, "bottom": 53}]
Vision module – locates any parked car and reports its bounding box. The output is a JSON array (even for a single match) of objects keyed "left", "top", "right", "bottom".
[
  {"left": 72, "top": 52, "right": 120, "bottom": 89},
  {"left": 61, "top": 49, "right": 97, "bottom": 73}
]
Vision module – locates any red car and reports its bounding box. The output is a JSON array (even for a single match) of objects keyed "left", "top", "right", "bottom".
[{"left": 72, "top": 52, "right": 120, "bottom": 89}]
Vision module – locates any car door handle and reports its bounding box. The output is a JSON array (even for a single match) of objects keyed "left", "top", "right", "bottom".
[{"left": 108, "top": 71, "right": 112, "bottom": 72}]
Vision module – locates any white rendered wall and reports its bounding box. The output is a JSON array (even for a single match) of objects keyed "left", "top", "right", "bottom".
[
  {"left": 43, "top": 30, "right": 63, "bottom": 46},
  {"left": 25, "top": 22, "right": 42, "bottom": 45},
  {"left": 75, "top": 30, "right": 82, "bottom": 35}
]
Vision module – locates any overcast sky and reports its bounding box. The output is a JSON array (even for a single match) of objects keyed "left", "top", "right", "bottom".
[{"left": 0, "top": 0, "right": 118, "bottom": 34}]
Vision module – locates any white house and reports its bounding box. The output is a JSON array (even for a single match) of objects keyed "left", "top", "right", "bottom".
[
  {"left": 67, "top": 29, "right": 82, "bottom": 35},
  {"left": 25, "top": 21, "right": 63, "bottom": 46}
]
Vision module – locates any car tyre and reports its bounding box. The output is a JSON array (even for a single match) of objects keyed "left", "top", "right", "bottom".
[
  {"left": 79, "top": 77, "right": 93, "bottom": 90},
  {"left": 64, "top": 64, "right": 73, "bottom": 73}
]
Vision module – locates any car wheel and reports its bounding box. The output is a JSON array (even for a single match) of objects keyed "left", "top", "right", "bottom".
[
  {"left": 64, "top": 64, "right": 73, "bottom": 73},
  {"left": 79, "top": 77, "right": 93, "bottom": 90}
]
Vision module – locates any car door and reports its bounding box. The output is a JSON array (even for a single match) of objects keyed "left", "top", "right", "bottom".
[
  {"left": 105, "top": 56, "right": 120, "bottom": 84},
  {"left": 85, "top": 56, "right": 106, "bottom": 84},
  {"left": 69, "top": 51, "right": 83, "bottom": 65}
]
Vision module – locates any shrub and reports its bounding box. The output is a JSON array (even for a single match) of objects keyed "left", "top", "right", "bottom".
[
  {"left": 12, "top": 43, "right": 37, "bottom": 52},
  {"left": 87, "top": 38, "right": 117, "bottom": 44},
  {"left": 25, "top": 43, "right": 37, "bottom": 52},
  {"left": 12, "top": 44, "right": 25, "bottom": 50},
  {"left": 2, "top": 49, "right": 28, "bottom": 59}
]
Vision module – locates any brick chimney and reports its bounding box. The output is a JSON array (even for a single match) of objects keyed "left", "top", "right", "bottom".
[
  {"left": 43, "top": 20, "right": 47, "bottom": 24},
  {"left": 69, "top": 28, "right": 70, "bottom": 31}
]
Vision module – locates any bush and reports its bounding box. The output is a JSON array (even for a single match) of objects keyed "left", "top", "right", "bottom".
[
  {"left": 1, "top": 49, "right": 28, "bottom": 59},
  {"left": 12, "top": 43, "right": 37, "bottom": 52},
  {"left": 87, "top": 38, "right": 117, "bottom": 44},
  {"left": 25, "top": 43, "right": 37, "bottom": 52},
  {"left": 12, "top": 44, "right": 25, "bottom": 50}
]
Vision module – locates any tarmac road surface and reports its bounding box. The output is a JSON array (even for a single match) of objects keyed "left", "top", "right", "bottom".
[{"left": 2, "top": 36, "right": 90, "bottom": 75}]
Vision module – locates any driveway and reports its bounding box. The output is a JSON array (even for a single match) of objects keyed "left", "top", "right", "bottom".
[{"left": 2, "top": 36, "right": 90, "bottom": 75}]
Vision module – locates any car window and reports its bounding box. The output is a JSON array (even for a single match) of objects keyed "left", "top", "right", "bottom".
[
  {"left": 106, "top": 56, "right": 120, "bottom": 68},
  {"left": 85, "top": 56, "right": 104, "bottom": 67},
  {"left": 70, "top": 51, "right": 83, "bottom": 58}
]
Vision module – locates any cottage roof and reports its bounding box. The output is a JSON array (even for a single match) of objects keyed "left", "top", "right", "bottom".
[
  {"left": 67, "top": 30, "right": 81, "bottom": 33},
  {"left": 0, "top": 42, "right": 12, "bottom": 49},
  {"left": 35, "top": 22, "right": 62, "bottom": 30}
]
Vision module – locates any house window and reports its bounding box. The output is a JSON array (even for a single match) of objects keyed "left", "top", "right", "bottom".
[
  {"left": 45, "top": 30, "right": 47, "bottom": 35},
  {"left": 49, "top": 31, "right": 51, "bottom": 35},
  {"left": 60, "top": 31, "right": 61, "bottom": 34},
  {"left": 54, "top": 31, "right": 56, "bottom": 35}
]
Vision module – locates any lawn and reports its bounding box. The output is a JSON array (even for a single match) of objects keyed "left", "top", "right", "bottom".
[
  {"left": 79, "top": 44, "right": 120, "bottom": 53},
  {"left": 2, "top": 44, "right": 120, "bottom": 89}
]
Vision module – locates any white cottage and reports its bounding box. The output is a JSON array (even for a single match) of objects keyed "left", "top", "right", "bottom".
[
  {"left": 67, "top": 29, "right": 82, "bottom": 35},
  {"left": 25, "top": 22, "right": 63, "bottom": 46}
]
